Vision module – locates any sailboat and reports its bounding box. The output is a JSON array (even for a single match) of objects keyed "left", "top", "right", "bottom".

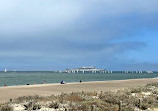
[{"left": 4, "top": 68, "right": 7, "bottom": 72}]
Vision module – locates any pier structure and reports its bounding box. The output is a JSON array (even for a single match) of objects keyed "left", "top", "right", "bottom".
[
  {"left": 146, "top": 71, "right": 153, "bottom": 73},
  {"left": 65, "top": 67, "right": 106, "bottom": 73},
  {"left": 124, "top": 71, "right": 146, "bottom": 74}
]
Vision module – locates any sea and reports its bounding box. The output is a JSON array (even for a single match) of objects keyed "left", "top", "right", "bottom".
[{"left": 0, "top": 71, "right": 158, "bottom": 86}]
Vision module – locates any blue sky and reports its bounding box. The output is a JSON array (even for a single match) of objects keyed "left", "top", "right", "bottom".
[{"left": 0, "top": 0, "right": 158, "bottom": 71}]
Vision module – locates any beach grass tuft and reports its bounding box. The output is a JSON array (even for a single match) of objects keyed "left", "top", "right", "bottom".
[{"left": 0, "top": 105, "right": 13, "bottom": 111}]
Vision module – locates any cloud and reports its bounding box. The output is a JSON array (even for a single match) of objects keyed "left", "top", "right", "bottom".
[{"left": 0, "top": 0, "right": 157, "bottom": 70}]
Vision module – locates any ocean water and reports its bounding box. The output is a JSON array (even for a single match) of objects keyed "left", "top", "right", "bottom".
[{"left": 0, "top": 71, "right": 158, "bottom": 86}]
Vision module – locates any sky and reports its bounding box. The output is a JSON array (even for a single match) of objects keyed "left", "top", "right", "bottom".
[{"left": 0, "top": 0, "right": 158, "bottom": 71}]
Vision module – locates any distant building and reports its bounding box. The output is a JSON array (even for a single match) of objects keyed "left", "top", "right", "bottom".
[{"left": 65, "top": 67, "right": 106, "bottom": 73}]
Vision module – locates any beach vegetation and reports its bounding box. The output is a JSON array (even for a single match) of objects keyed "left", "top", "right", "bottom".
[
  {"left": 146, "top": 82, "right": 158, "bottom": 88},
  {"left": 48, "top": 101, "right": 59, "bottom": 109},
  {"left": 23, "top": 101, "right": 41, "bottom": 110},
  {"left": 0, "top": 105, "right": 13, "bottom": 111},
  {"left": 15, "top": 95, "right": 43, "bottom": 103},
  {"left": 2, "top": 83, "right": 158, "bottom": 111}
]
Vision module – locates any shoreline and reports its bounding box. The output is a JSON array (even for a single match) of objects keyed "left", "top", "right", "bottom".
[
  {"left": 1, "top": 77, "right": 158, "bottom": 88},
  {"left": 0, "top": 78, "right": 158, "bottom": 103}
]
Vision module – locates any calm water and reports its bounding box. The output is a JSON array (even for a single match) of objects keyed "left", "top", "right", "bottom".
[{"left": 0, "top": 71, "right": 158, "bottom": 86}]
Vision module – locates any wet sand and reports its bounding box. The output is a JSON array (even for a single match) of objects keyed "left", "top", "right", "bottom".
[{"left": 0, "top": 78, "right": 158, "bottom": 103}]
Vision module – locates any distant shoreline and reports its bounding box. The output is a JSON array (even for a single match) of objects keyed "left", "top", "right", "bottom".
[
  {"left": 0, "top": 71, "right": 158, "bottom": 72},
  {"left": 0, "top": 77, "right": 158, "bottom": 88},
  {"left": 1, "top": 71, "right": 158, "bottom": 86}
]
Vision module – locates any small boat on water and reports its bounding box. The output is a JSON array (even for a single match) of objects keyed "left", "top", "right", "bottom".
[{"left": 4, "top": 69, "right": 7, "bottom": 72}]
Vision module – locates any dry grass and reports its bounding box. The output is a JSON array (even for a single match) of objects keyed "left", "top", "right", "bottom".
[
  {"left": 147, "top": 82, "right": 158, "bottom": 88},
  {"left": 23, "top": 101, "right": 41, "bottom": 110},
  {"left": 48, "top": 101, "right": 59, "bottom": 109},
  {"left": 1, "top": 83, "right": 158, "bottom": 111},
  {"left": 0, "top": 105, "right": 13, "bottom": 111}
]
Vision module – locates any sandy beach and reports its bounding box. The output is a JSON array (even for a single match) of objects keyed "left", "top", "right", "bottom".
[{"left": 0, "top": 78, "right": 158, "bottom": 103}]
